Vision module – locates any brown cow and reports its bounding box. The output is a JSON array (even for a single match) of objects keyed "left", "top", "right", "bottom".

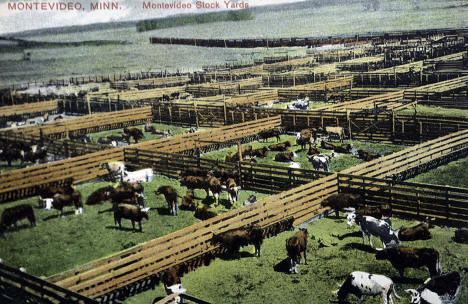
[
  {"left": 223, "top": 178, "right": 240, "bottom": 204},
  {"left": 162, "top": 266, "right": 186, "bottom": 300},
  {"left": 398, "top": 222, "right": 432, "bottom": 241},
  {"left": 275, "top": 152, "right": 296, "bottom": 162},
  {"left": 1, "top": 204, "right": 36, "bottom": 238},
  {"left": 123, "top": 127, "right": 144, "bottom": 143},
  {"left": 325, "top": 126, "right": 345, "bottom": 142},
  {"left": 212, "top": 226, "right": 264, "bottom": 257},
  {"left": 156, "top": 186, "right": 179, "bottom": 216},
  {"left": 180, "top": 175, "right": 222, "bottom": 205},
  {"left": 347, "top": 205, "right": 392, "bottom": 227},
  {"left": 258, "top": 127, "right": 282, "bottom": 142},
  {"left": 357, "top": 149, "right": 380, "bottom": 162},
  {"left": 375, "top": 247, "right": 442, "bottom": 278},
  {"left": 251, "top": 147, "right": 269, "bottom": 158},
  {"left": 113, "top": 204, "right": 149, "bottom": 232},
  {"left": 321, "top": 193, "right": 363, "bottom": 218},
  {"left": 286, "top": 228, "right": 309, "bottom": 274},
  {"left": 194, "top": 206, "right": 217, "bottom": 220},
  {"left": 296, "top": 129, "right": 315, "bottom": 151},
  {"left": 181, "top": 189, "right": 196, "bottom": 211},
  {"left": 111, "top": 182, "right": 144, "bottom": 206},
  {"left": 268, "top": 141, "right": 291, "bottom": 152},
  {"left": 86, "top": 186, "right": 115, "bottom": 205},
  {"left": 307, "top": 146, "right": 321, "bottom": 156},
  {"left": 52, "top": 189, "right": 83, "bottom": 217}
]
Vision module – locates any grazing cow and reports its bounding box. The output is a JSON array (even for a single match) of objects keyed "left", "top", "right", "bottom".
[
  {"left": 307, "top": 146, "right": 321, "bottom": 156},
  {"left": 243, "top": 195, "right": 257, "bottom": 206},
  {"left": 336, "top": 271, "right": 401, "bottom": 304},
  {"left": 322, "top": 193, "right": 362, "bottom": 218},
  {"left": 358, "top": 149, "right": 380, "bottom": 162},
  {"left": 52, "top": 190, "right": 84, "bottom": 217},
  {"left": 113, "top": 204, "right": 149, "bottom": 232},
  {"left": 1, "top": 204, "right": 36, "bottom": 238},
  {"left": 296, "top": 129, "right": 315, "bottom": 151},
  {"left": 398, "top": 222, "right": 432, "bottom": 241},
  {"left": 156, "top": 186, "right": 179, "bottom": 216},
  {"left": 212, "top": 226, "right": 264, "bottom": 257},
  {"left": 325, "top": 126, "right": 345, "bottom": 142},
  {"left": 251, "top": 147, "right": 269, "bottom": 158},
  {"left": 86, "top": 186, "right": 115, "bottom": 205},
  {"left": 286, "top": 228, "right": 309, "bottom": 274},
  {"left": 268, "top": 141, "right": 291, "bottom": 152},
  {"left": 194, "top": 206, "right": 217, "bottom": 220},
  {"left": 222, "top": 178, "right": 240, "bottom": 204},
  {"left": 181, "top": 189, "right": 196, "bottom": 211},
  {"left": 453, "top": 228, "right": 468, "bottom": 244},
  {"left": 275, "top": 152, "right": 296, "bottom": 162},
  {"left": 375, "top": 247, "right": 442, "bottom": 278},
  {"left": 258, "top": 127, "right": 282, "bottom": 142},
  {"left": 308, "top": 154, "right": 333, "bottom": 172},
  {"left": 347, "top": 205, "right": 392, "bottom": 226},
  {"left": 356, "top": 215, "right": 400, "bottom": 250},
  {"left": 123, "top": 127, "right": 144, "bottom": 143},
  {"left": 405, "top": 271, "right": 462, "bottom": 304},
  {"left": 180, "top": 175, "right": 222, "bottom": 205}
]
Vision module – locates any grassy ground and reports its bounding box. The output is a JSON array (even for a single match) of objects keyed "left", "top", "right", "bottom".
[
  {"left": 124, "top": 216, "right": 468, "bottom": 304},
  {"left": 407, "top": 156, "right": 468, "bottom": 189},
  {"left": 397, "top": 105, "right": 468, "bottom": 119},
  {"left": 0, "top": 175, "right": 267, "bottom": 278},
  {"left": 202, "top": 134, "right": 406, "bottom": 172}
]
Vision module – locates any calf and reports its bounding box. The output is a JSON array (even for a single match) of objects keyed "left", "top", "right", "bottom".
[
  {"left": 251, "top": 147, "right": 269, "bottom": 158},
  {"left": 113, "top": 204, "right": 149, "bottom": 232},
  {"left": 181, "top": 189, "right": 196, "bottom": 211},
  {"left": 1, "top": 204, "right": 36, "bottom": 238},
  {"left": 156, "top": 186, "right": 179, "bottom": 216},
  {"left": 275, "top": 152, "right": 296, "bottom": 162},
  {"left": 212, "top": 226, "right": 264, "bottom": 258},
  {"left": 336, "top": 271, "right": 401, "bottom": 304},
  {"left": 398, "top": 222, "right": 432, "bottom": 241},
  {"left": 405, "top": 271, "right": 461, "bottom": 304},
  {"left": 358, "top": 216, "right": 400, "bottom": 250},
  {"left": 325, "top": 126, "right": 345, "bottom": 142},
  {"left": 268, "top": 141, "right": 291, "bottom": 152},
  {"left": 285, "top": 228, "right": 308, "bottom": 274},
  {"left": 375, "top": 247, "right": 442, "bottom": 278},
  {"left": 321, "top": 193, "right": 362, "bottom": 219}
]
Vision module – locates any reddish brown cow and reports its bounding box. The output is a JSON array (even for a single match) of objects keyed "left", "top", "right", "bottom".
[
  {"left": 258, "top": 127, "right": 282, "bottom": 142},
  {"left": 251, "top": 147, "right": 269, "bottom": 158},
  {"left": 86, "top": 186, "right": 115, "bottom": 205},
  {"left": 375, "top": 247, "right": 442, "bottom": 278},
  {"left": 52, "top": 189, "right": 83, "bottom": 217},
  {"left": 212, "top": 226, "right": 264, "bottom": 257},
  {"left": 275, "top": 152, "right": 296, "bottom": 162},
  {"left": 1, "top": 204, "right": 36, "bottom": 238},
  {"left": 180, "top": 175, "right": 222, "bottom": 205},
  {"left": 321, "top": 193, "right": 363, "bottom": 218},
  {"left": 357, "top": 149, "right": 380, "bottom": 161},
  {"left": 123, "top": 127, "right": 144, "bottom": 143},
  {"left": 398, "top": 222, "right": 432, "bottom": 241},
  {"left": 286, "top": 228, "right": 309, "bottom": 274},
  {"left": 113, "top": 204, "right": 149, "bottom": 232},
  {"left": 296, "top": 129, "right": 315, "bottom": 151},
  {"left": 156, "top": 186, "right": 179, "bottom": 216},
  {"left": 268, "top": 141, "right": 291, "bottom": 152},
  {"left": 181, "top": 189, "right": 196, "bottom": 211}
]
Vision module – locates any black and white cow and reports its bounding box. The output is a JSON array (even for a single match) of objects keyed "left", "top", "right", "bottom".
[
  {"left": 355, "top": 215, "right": 400, "bottom": 250},
  {"left": 336, "top": 271, "right": 401, "bottom": 304},
  {"left": 405, "top": 271, "right": 462, "bottom": 304},
  {"left": 308, "top": 154, "right": 333, "bottom": 172}
]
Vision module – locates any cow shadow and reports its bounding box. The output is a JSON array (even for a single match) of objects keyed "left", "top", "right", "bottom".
[
  {"left": 332, "top": 231, "right": 361, "bottom": 241},
  {"left": 340, "top": 242, "right": 376, "bottom": 253},
  {"left": 43, "top": 210, "right": 75, "bottom": 221},
  {"left": 155, "top": 207, "right": 171, "bottom": 216},
  {"left": 273, "top": 258, "right": 291, "bottom": 273},
  {"left": 105, "top": 226, "right": 139, "bottom": 232}
]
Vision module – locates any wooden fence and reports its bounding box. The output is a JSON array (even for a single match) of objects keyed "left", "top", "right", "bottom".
[
  {"left": 0, "top": 263, "right": 97, "bottom": 304},
  {"left": 185, "top": 78, "right": 263, "bottom": 97},
  {"left": 110, "top": 76, "right": 191, "bottom": 90},
  {"left": 46, "top": 129, "right": 468, "bottom": 300},
  {"left": 0, "top": 100, "right": 59, "bottom": 118}
]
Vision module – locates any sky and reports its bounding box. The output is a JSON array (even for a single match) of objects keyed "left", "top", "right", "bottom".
[{"left": 0, "top": 0, "right": 308, "bottom": 34}]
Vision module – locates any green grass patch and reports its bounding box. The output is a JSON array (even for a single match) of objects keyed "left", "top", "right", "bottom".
[
  {"left": 124, "top": 217, "right": 468, "bottom": 303},
  {"left": 202, "top": 135, "right": 406, "bottom": 172},
  {"left": 0, "top": 175, "right": 266, "bottom": 277},
  {"left": 397, "top": 105, "right": 468, "bottom": 119},
  {"left": 407, "top": 156, "right": 468, "bottom": 188}
]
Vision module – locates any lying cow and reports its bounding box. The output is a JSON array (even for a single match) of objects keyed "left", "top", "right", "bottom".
[
  {"left": 321, "top": 193, "right": 362, "bottom": 219},
  {"left": 357, "top": 149, "right": 380, "bottom": 162},
  {"left": 336, "top": 271, "right": 401, "bottom": 304},
  {"left": 1, "top": 204, "right": 36, "bottom": 238},
  {"left": 357, "top": 215, "right": 400, "bottom": 250},
  {"left": 275, "top": 152, "right": 296, "bottom": 162},
  {"left": 243, "top": 195, "right": 258, "bottom": 206},
  {"left": 286, "top": 228, "right": 308, "bottom": 274},
  {"left": 375, "top": 247, "right": 442, "bottom": 278},
  {"left": 268, "top": 141, "right": 291, "bottom": 152},
  {"left": 194, "top": 206, "right": 217, "bottom": 221},
  {"left": 405, "top": 271, "right": 461, "bottom": 304},
  {"left": 251, "top": 147, "right": 269, "bottom": 158},
  {"left": 212, "top": 226, "right": 264, "bottom": 258},
  {"left": 156, "top": 186, "right": 179, "bottom": 216},
  {"left": 113, "top": 204, "right": 149, "bottom": 232},
  {"left": 181, "top": 189, "right": 196, "bottom": 211},
  {"left": 86, "top": 186, "right": 115, "bottom": 205},
  {"left": 398, "top": 222, "right": 432, "bottom": 241}
]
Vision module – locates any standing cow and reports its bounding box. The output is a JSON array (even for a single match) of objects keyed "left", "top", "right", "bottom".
[
  {"left": 156, "top": 186, "right": 179, "bottom": 216},
  {"left": 1, "top": 204, "right": 36, "bottom": 238},
  {"left": 356, "top": 216, "right": 400, "bottom": 250},
  {"left": 286, "top": 228, "right": 309, "bottom": 274},
  {"left": 212, "top": 226, "right": 264, "bottom": 258},
  {"left": 113, "top": 204, "right": 149, "bottom": 232}
]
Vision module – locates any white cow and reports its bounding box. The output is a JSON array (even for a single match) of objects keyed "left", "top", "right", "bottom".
[{"left": 121, "top": 168, "right": 154, "bottom": 183}]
